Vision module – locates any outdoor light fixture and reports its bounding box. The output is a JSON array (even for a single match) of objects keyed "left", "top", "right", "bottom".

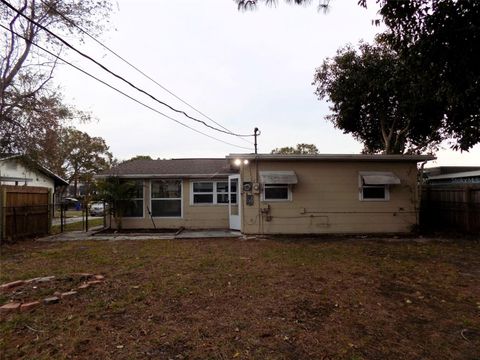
[{"left": 234, "top": 159, "right": 249, "bottom": 166}]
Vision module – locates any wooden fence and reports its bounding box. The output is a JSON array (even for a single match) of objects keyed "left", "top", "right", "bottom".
[
  {"left": 0, "top": 185, "right": 51, "bottom": 242},
  {"left": 421, "top": 185, "right": 480, "bottom": 233}
]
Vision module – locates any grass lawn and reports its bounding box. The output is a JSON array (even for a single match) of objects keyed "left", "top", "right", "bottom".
[
  {"left": 50, "top": 218, "right": 104, "bottom": 235},
  {"left": 0, "top": 238, "right": 479, "bottom": 359},
  {"left": 53, "top": 210, "right": 85, "bottom": 219}
]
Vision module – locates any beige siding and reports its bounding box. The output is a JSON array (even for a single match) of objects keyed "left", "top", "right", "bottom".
[
  {"left": 240, "top": 161, "right": 419, "bottom": 234},
  {"left": 109, "top": 179, "right": 229, "bottom": 230}
]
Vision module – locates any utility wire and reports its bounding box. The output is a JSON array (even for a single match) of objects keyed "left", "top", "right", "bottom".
[
  {"left": 39, "top": 0, "right": 254, "bottom": 146},
  {"left": 1, "top": 0, "right": 254, "bottom": 138},
  {"left": 0, "top": 23, "right": 254, "bottom": 151}
]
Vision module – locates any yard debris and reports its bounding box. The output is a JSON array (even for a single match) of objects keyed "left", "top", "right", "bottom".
[
  {"left": 43, "top": 296, "right": 60, "bottom": 305},
  {"left": 460, "top": 329, "right": 470, "bottom": 341},
  {"left": 94, "top": 274, "right": 105, "bottom": 280},
  {"left": 78, "top": 283, "right": 90, "bottom": 289},
  {"left": 33, "top": 276, "right": 55, "bottom": 283},
  {"left": 73, "top": 273, "right": 93, "bottom": 278},
  {"left": 116, "top": 345, "right": 124, "bottom": 349},
  {"left": 61, "top": 291, "right": 78, "bottom": 298},
  {"left": 405, "top": 299, "right": 412, "bottom": 304},
  {"left": 0, "top": 280, "right": 25, "bottom": 291},
  {"left": 86, "top": 280, "right": 103, "bottom": 286},
  {"left": 0, "top": 302, "right": 21, "bottom": 313},
  {"left": 25, "top": 324, "right": 44, "bottom": 333},
  {"left": 20, "top": 301, "right": 40, "bottom": 312}
]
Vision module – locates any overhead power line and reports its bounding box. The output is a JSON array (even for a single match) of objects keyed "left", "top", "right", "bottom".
[
  {"left": 38, "top": 0, "right": 253, "bottom": 146},
  {"left": 1, "top": 0, "right": 254, "bottom": 139},
  {"left": 0, "top": 23, "right": 254, "bottom": 151}
]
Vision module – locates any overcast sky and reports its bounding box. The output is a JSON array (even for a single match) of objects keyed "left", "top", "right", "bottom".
[{"left": 55, "top": 0, "right": 479, "bottom": 166}]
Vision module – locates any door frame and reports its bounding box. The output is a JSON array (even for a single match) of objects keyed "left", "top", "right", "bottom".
[{"left": 228, "top": 174, "right": 241, "bottom": 231}]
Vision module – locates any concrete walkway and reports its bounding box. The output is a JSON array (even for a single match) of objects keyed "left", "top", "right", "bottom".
[{"left": 38, "top": 228, "right": 242, "bottom": 241}]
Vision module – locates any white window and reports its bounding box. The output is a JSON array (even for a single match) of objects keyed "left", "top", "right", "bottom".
[
  {"left": 151, "top": 180, "right": 182, "bottom": 217},
  {"left": 360, "top": 184, "right": 389, "bottom": 201},
  {"left": 358, "top": 172, "right": 399, "bottom": 201},
  {"left": 262, "top": 184, "right": 291, "bottom": 201},
  {"left": 191, "top": 181, "right": 237, "bottom": 205}
]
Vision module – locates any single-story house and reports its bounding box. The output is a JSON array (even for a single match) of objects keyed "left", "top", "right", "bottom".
[
  {"left": 96, "top": 153, "right": 434, "bottom": 234},
  {"left": 0, "top": 155, "right": 68, "bottom": 202}
]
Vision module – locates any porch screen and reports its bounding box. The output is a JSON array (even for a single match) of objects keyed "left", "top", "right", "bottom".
[{"left": 151, "top": 180, "right": 182, "bottom": 217}]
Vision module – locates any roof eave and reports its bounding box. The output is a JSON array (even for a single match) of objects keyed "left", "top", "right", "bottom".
[
  {"left": 94, "top": 173, "right": 235, "bottom": 179},
  {"left": 227, "top": 153, "right": 436, "bottom": 162}
]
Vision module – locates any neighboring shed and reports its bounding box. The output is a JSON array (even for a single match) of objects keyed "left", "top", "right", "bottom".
[
  {"left": 0, "top": 155, "right": 68, "bottom": 199},
  {"left": 0, "top": 155, "right": 68, "bottom": 241}
]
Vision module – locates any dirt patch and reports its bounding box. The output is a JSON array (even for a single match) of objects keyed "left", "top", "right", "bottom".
[{"left": 0, "top": 238, "right": 479, "bottom": 359}]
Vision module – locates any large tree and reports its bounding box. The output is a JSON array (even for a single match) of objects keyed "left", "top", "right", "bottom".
[
  {"left": 377, "top": 0, "right": 480, "bottom": 151},
  {"left": 313, "top": 42, "right": 444, "bottom": 154},
  {"left": 0, "top": 0, "right": 112, "bottom": 157},
  {"left": 237, "top": 0, "right": 480, "bottom": 153},
  {"left": 40, "top": 127, "right": 113, "bottom": 196}
]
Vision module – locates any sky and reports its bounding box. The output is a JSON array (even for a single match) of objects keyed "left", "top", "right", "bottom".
[{"left": 54, "top": 0, "right": 479, "bottom": 167}]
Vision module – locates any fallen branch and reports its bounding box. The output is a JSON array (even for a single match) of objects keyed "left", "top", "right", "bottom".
[{"left": 25, "top": 325, "right": 44, "bottom": 333}]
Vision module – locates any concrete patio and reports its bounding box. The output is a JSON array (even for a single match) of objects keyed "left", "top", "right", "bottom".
[{"left": 39, "top": 228, "right": 242, "bottom": 241}]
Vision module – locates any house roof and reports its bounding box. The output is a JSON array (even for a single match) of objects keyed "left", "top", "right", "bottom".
[
  {"left": 97, "top": 158, "right": 237, "bottom": 178},
  {"left": 424, "top": 166, "right": 480, "bottom": 177},
  {"left": 227, "top": 153, "right": 435, "bottom": 162},
  {"left": 426, "top": 170, "right": 480, "bottom": 181},
  {"left": 0, "top": 154, "right": 68, "bottom": 187}
]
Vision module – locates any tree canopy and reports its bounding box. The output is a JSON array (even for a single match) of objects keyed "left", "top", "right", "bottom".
[
  {"left": 41, "top": 127, "right": 113, "bottom": 196},
  {"left": 237, "top": 0, "right": 480, "bottom": 153},
  {"left": 0, "top": 0, "right": 112, "bottom": 157},
  {"left": 313, "top": 42, "right": 444, "bottom": 154},
  {"left": 123, "top": 155, "right": 154, "bottom": 163},
  {"left": 271, "top": 143, "right": 319, "bottom": 154}
]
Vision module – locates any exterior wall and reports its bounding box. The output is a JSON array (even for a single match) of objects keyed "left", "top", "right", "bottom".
[
  {"left": 239, "top": 160, "right": 419, "bottom": 234},
  {"left": 0, "top": 160, "right": 55, "bottom": 202},
  {"left": 109, "top": 178, "right": 229, "bottom": 230}
]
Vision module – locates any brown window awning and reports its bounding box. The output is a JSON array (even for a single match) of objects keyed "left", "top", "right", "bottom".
[
  {"left": 361, "top": 172, "right": 401, "bottom": 185},
  {"left": 260, "top": 171, "right": 298, "bottom": 184}
]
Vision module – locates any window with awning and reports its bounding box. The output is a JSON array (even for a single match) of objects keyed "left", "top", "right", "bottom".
[
  {"left": 359, "top": 172, "right": 400, "bottom": 201},
  {"left": 259, "top": 171, "right": 298, "bottom": 184}
]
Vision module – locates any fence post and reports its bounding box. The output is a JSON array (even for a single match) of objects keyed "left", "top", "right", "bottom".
[
  {"left": 48, "top": 189, "right": 52, "bottom": 234},
  {"left": 465, "top": 187, "right": 472, "bottom": 233},
  {"left": 0, "top": 187, "right": 4, "bottom": 242}
]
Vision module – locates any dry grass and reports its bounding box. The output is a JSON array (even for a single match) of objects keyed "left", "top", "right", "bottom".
[
  {"left": 0, "top": 237, "right": 479, "bottom": 359},
  {"left": 50, "top": 218, "right": 104, "bottom": 235}
]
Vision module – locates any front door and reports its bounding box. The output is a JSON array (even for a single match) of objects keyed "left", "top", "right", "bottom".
[{"left": 228, "top": 174, "right": 241, "bottom": 230}]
